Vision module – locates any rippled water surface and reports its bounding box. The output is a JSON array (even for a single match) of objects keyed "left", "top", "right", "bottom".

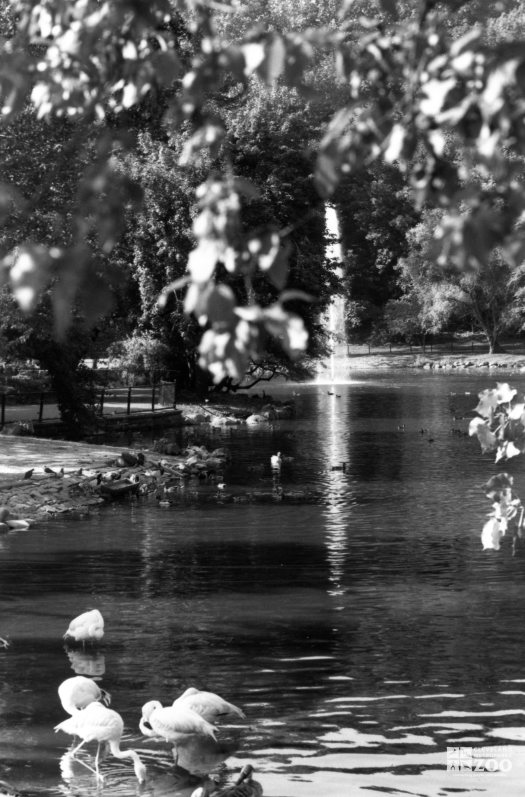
[{"left": 2, "top": 373, "right": 525, "bottom": 797}]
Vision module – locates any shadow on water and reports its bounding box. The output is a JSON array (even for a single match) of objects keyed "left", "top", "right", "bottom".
[{"left": 2, "top": 374, "right": 525, "bottom": 795}]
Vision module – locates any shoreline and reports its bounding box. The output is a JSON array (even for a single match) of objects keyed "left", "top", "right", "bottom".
[{"left": 328, "top": 351, "right": 525, "bottom": 372}]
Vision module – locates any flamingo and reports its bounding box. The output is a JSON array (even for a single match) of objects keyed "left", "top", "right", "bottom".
[
  {"left": 64, "top": 610, "right": 104, "bottom": 645},
  {"left": 270, "top": 452, "right": 282, "bottom": 470},
  {"left": 58, "top": 676, "right": 110, "bottom": 715},
  {"left": 55, "top": 701, "right": 146, "bottom": 782},
  {"left": 173, "top": 687, "right": 245, "bottom": 724},
  {"left": 139, "top": 700, "right": 217, "bottom": 748}
]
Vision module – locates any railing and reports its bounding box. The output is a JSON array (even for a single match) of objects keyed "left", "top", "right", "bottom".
[{"left": 0, "top": 382, "right": 176, "bottom": 426}]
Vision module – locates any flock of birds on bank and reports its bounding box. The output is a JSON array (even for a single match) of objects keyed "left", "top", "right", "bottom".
[{"left": 2, "top": 609, "right": 260, "bottom": 797}]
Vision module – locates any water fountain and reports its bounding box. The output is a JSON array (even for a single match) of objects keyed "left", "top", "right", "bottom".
[{"left": 317, "top": 204, "right": 347, "bottom": 384}]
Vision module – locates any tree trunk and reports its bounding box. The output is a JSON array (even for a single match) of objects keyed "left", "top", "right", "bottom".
[
  {"left": 32, "top": 344, "right": 95, "bottom": 439},
  {"left": 489, "top": 339, "right": 505, "bottom": 354}
]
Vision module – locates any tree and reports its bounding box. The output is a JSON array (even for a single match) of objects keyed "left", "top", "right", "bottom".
[
  {"left": 334, "top": 165, "right": 419, "bottom": 342},
  {"left": 2, "top": 0, "right": 525, "bottom": 388},
  {"left": 398, "top": 209, "right": 525, "bottom": 352}
]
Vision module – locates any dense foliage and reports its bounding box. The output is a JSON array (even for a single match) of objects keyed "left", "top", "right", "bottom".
[{"left": 2, "top": 0, "right": 525, "bottom": 424}]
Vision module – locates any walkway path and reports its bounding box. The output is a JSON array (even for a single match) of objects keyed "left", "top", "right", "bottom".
[{"left": 0, "top": 436, "right": 122, "bottom": 480}]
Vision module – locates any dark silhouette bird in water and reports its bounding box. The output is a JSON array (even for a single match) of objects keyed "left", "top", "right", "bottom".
[
  {"left": 397, "top": 424, "right": 406, "bottom": 431},
  {"left": 335, "top": 394, "right": 341, "bottom": 398},
  {"left": 331, "top": 463, "right": 347, "bottom": 472},
  {"left": 23, "top": 469, "right": 33, "bottom": 479},
  {"left": 191, "top": 765, "right": 262, "bottom": 797},
  {"left": 428, "top": 437, "right": 435, "bottom": 443},
  {"left": 419, "top": 428, "right": 429, "bottom": 434},
  {"left": 327, "top": 391, "right": 334, "bottom": 395}
]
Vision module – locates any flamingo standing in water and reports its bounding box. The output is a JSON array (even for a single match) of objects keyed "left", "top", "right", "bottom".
[
  {"left": 64, "top": 610, "right": 104, "bottom": 645},
  {"left": 55, "top": 702, "right": 146, "bottom": 782},
  {"left": 173, "top": 687, "right": 245, "bottom": 724},
  {"left": 140, "top": 700, "right": 217, "bottom": 754},
  {"left": 58, "top": 676, "right": 110, "bottom": 715}
]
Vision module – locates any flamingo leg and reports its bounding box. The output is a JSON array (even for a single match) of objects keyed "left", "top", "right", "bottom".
[
  {"left": 71, "top": 739, "right": 86, "bottom": 756},
  {"left": 74, "top": 757, "right": 100, "bottom": 778},
  {"left": 94, "top": 742, "right": 104, "bottom": 780}
]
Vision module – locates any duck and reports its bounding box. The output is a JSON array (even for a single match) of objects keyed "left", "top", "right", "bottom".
[
  {"left": 191, "top": 765, "right": 262, "bottom": 797},
  {"left": 58, "top": 676, "right": 110, "bottom": 715},
  {"left": 331, "top": 463, "right": 347, "bottom": 472},
  {"left": 270, "top": 452, "right": 282, "bottom": 469},
  {"left": 173, "top": 687, "right": 245, "bottom": 724},
  {"left": 64, "top": 609, "right": 104, "bottom": 645}
]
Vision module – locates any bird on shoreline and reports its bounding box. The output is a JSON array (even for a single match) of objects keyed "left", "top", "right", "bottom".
[
  {"left": 58, "top": 676, "right": 110, "bottom": 716},
  {"left": 55, "top": 702, "right": 146, "bottom": 782},
  {"left": 64, "top": 610, "right": 104, "bottom": 646},
  {"left": 173, "top": 687, "right": 245, "bottom": 725}
]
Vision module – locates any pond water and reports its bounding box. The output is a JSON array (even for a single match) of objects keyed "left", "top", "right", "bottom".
[{"left": 1, "top": 372, "right": 525, "bottom": 797}]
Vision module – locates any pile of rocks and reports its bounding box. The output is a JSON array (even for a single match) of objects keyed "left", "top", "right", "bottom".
[{"left": 180, "top": 399, "right": 295, "bottom": 427}]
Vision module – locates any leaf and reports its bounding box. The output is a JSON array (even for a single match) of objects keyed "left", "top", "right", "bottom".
[
  {"left": 151, "top": 51, "right": 182, "bottom": 85},
  {"left": 315, "top": 151, "right": 342, "bottom": 198},
  {"left": 508, "top": 403, "right": 524, "bottom": 420},
  {"left": 481, "top": 516, "right": 504, "bottom": 550},
  {"left": 383, "top": 124, "right": 405, "bottom": 164},
  {"left": 469, "top": 418, "right": 497, "bottom": 453},
  {"left": 484, "top": 473, "right": 514, "bottom": 493},
  {"left": 469, "top": 417, "right": 487, "bottom": 436},
  {"left": 250, "top": 232, "right": 289, "bottom": 289},
  {"left": 474, "top": 389, "right": 499, "bottom": 418},
  {"left": 495, "top": 383, "right": 517, "bottom": 404},
  {"left": 495, "top": 441, "right": 521, "bottom": 462},
  {"left": 201, "top": 284, "right": 236, "bottom": 326},
  {"left": 7, "top": 244, "right": 54, "bottom": 312},
  {"left": 187, "top": 241, "right": 220, "bottom": 284},
  {"left": 262, "top": 304, "right": 308, "bottom": 358},
  {"left": 241, "top": 43, "right": 266, "bottom": 76},
  {"left": 258, "top": 34, "right": 286, "bottom": 84},
  {"left": 419, "top": 78, "right": 457, "bottom": 118}
]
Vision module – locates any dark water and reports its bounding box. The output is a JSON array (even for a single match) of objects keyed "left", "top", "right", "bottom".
[{"left": 1, "top": 373, "right": 525, "bottom": 797}]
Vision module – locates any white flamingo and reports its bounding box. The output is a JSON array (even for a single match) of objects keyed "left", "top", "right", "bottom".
[
  {"left": 64, "top": 610, "right": 104, "bottom": 645},
  {"left": 58, "top": 676, "right": 110, "bottom": 715},
  {"left": 140, "top": 700, "right": 217, "bottom": 750},
  {"left": 173, "top": 687, "right": 245, "bottom": 724},
  {"left": 55, "top": 702, "right": 146, "bottom": 782}
]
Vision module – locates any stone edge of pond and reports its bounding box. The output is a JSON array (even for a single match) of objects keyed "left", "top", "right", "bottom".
[{"left": 343, "top": 354, "right": 525, "bottom": 372}]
